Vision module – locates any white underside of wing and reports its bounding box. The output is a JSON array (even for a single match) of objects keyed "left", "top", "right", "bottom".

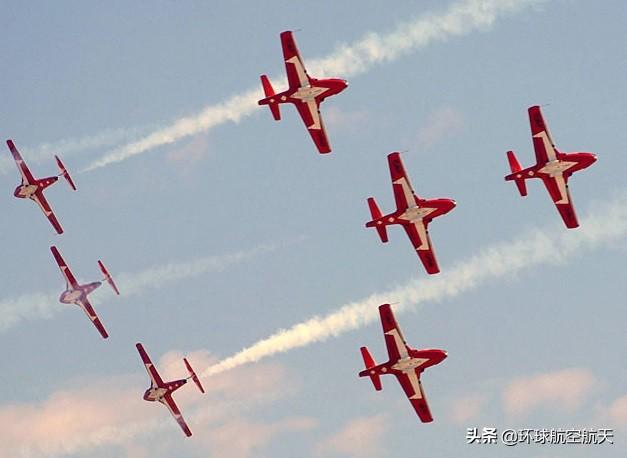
[
  {"left": 385, "top": 328, "right": 409, "bottom": 359},
  {"left": 306, "top": 100, "right": 321, "bottom": 129},
  {"left": 405, "top": 370, "right": 423, "bottom": 399},
  {"left": 412, "top": 221, "right": 429, "bottom": 250},
  {"left": 393, "top": 177, "right": 415, "bottom": 209},
  {"left": 534, "top": 131, "right": 557, "bottom": 161},
  {"left": 286, "top": 56, "right": 308, "bottom": 87},
  {"left": 553, "top": 174, "right": 569, "bottom": 204}
]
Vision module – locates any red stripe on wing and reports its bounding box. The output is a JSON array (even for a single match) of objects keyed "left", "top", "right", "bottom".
[
  {"left": 33, "top": 191, "right": 63, "bottom": 234},
  {"left": 79, "top": 298, "right": 109, "bottom": 339},
  {"left": 163, "top": 393, "right": 192, "bottom": 437},
  {"left": 50, "top": 246, "right": 79, "bottom": 288},
  {"left": 280, "top": 31, "right": 308, "bottom": 88},
  {"left": 7, "top": 139, "right": 35, "bottom": 184},
  {"left": 395, "top": 372, "right": 433, "bottom": 423},
  {"left": 136, "top": 343, "right": 165, "bottom": 387}
]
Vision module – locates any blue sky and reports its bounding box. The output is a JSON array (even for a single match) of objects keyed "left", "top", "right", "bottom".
[{"left": 1, "top": 0, "right": 627, "bottom": 456}]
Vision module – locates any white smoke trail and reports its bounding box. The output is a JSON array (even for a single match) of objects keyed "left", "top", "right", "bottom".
[
  {"left": 114, "top": 242, "right": 279, "bottom": 298},
  {"left": 0, "top": 126, "right": 153, "bottom": 176},
  {"left": 82, "top": 0, "right": 546, "bottom": 172},
  {"left": 203, "top": 193, "right": 627, "bottom": 377},
  {"left": 0, "top": 243, "right": 280, "bottom": 333}
]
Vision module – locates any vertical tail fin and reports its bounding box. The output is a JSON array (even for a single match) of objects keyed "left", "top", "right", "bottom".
[
  {"left": 259, "top": 75, "right": 281, "bottom": 121},
  {"left": 366, "top": 198, "right": 388, "bottom": 243},
  {"left": 184, "top": 358, "right": 205, "bottom": 394},
  {"left": 55, "top": 155, "right": 76, "bottom": 191},
  {"left": 359, "top": 347, "right": 382, "bottom": 391},
  {"left": 506, "top": 151, "right": 527, "bottom": 196}
]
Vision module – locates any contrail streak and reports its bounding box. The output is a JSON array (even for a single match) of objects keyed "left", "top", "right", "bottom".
[
  {"left": 203, "top": 193, "right": 627, "bottom": 377},
  {"left": 82, "top": 0, "right": 546, "bottom": 172},
  {"left": 0, "top": 126, "right": 152, "bottom": 176},
  {"left": 0, "top": 243, "right": 280, "bottom": 333}
]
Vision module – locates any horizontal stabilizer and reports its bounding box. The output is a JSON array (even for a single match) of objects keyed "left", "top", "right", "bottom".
[
  {"left": 55, "top": 155, "right": 76, "bottom": 191},
  {"left": 507, "top": 150, "right": 522, "bottom": 173},
  {"left": 98, "top": 260, "right": 120, "bottom": 295},
  {"left": 506, "top": 151, "right": 527, "bottom": 196},
  {"left": 367, "top": 198, "right": 388, "bottom": 243},
  {"left": 259, "top": 75, "right": 281, "bottom": 121},
  {"left": 360, "top": 346, "right": 382, "bottom": 391},
  {"left": 184, "top": 358, "right": 205, "bottom": 394}
]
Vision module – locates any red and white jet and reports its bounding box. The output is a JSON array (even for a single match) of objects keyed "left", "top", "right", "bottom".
[
  {"left": 359, "top": 304, "right": 447, "bottom": 423},
  {"left": 258, "top": 30, "right": 348, "bottom": 154},
  {"left": 136, "top": 343, "right": 205, "bottom": 437},
  {"left": 366, "top": 152, "right": 456, "bottom": 274},
  {"left": 505, "top": 106, "right": 597, "bottom": 229},
  {"left": 7, "top": 139, "right": 76, "bottom": 234},
  {"left": 50, "top": 246, "right": 119, "bottom": 339}
]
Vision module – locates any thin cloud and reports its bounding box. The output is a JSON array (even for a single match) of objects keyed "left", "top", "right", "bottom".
[
  {"left": 502, "top": 368, "right": 598, "bottom": 417},
  {"left": 323, "top": 106, "right": 371, "bottom": 133},
  {"left": 604, "top": 395, "right": 627, "bottom": 427},
  {"left": 446, "top": 393, "right": 488, "bottom": 425},
  {"left": 0, "top": 352, "right": 298, "bottom": 457},
  {"left": 314, "top": 414, "right": 389, "bottom": 458},
  {"left": 416, "top": 106, "right": 465, "bottom": 149},
  {"left": 199, "top": 417, "right": 317, "bottom": 458},
  {"left": 82, "top": 0, "right": 546, "bottom": 172},
  {"left": 203, "top": 193, "right": 627, "bottom": 377}
]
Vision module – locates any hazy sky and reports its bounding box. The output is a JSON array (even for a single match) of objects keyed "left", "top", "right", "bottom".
[{"left": 2, "top": 0, "right": 627, "bottom": 457}]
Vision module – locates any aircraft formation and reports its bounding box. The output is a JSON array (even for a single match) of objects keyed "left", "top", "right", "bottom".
[{"left": 6, "top": 30, "right": 597, "bottom": 436}]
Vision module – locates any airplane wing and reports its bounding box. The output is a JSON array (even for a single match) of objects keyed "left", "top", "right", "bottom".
[
  {"left": 294, "top": 101, "right": 331, "bottom": 153},
  {"left": 388, "top": 153, "right": 417, "bottom": 211},
  {"left": 50, "top": 246, "right": 79, "bottom": 289},
  {"left": 281, "top": 30, "right": 309, "bottom": 89},
  {"left": 135, "top": 343, "right": 164, "bottom": 388},
  {"left": 163, "top": 393, "right": 192, "bottom": 437},
  {"left": 403, "top": 222, "right": 440, "bottom": 274},
  {"left": 395, "top": 370, "right": 433, "bottom": 422},
  {"left": 542, "top": 177, "right": 579, "bottom": 228},
  {"left": 6, "top": 139, "right": 35, "bottom": 185},
  {"left": 379, "top": 304, "right": 410, "bottom": 362},
  {"left": 528, "top": 105, "right": 557, "bottom": 164},
  {"left": 33, "top": 190, "right": 64, "bottom": 234},
  {"left": 76, "top": 298, "right": 108, "bottom": 339}
]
